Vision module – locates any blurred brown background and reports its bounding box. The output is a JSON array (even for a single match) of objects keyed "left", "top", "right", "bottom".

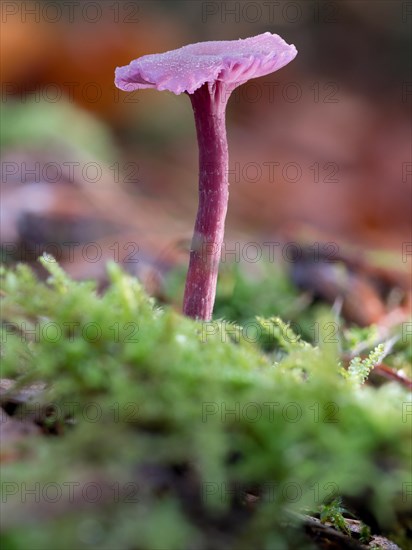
[{"left": 1, "top": 0, "right": 411, "bottom": 284}]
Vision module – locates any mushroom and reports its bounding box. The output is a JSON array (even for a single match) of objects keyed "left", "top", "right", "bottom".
[{"left": 115, "top": 33, "right": 297, "bottom": 320}]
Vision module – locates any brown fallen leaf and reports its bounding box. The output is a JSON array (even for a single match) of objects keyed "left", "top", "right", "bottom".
[{"left": 0, "top": 409, "right": 41, "bottom": 463}]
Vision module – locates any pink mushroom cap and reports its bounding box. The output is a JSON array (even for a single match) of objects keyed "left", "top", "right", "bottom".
[{"left": 115, "top": 32, "right": 297, "bottom": 95}]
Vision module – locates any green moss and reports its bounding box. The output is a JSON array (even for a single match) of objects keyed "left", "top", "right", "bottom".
[
  {"left": 0, "top": 258, "right": 410, "bottom": 549},
  {"left": 319, "top": 498, "right": 351, "bottom": 536}
]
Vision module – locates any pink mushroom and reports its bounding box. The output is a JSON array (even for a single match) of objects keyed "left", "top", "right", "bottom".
[{"left": 115, "top": 32, "right": 297, "bottom": 321}]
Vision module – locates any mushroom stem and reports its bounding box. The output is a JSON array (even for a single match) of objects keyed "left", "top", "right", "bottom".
[{"left": 183, "top": 82, "right": 230, "bottom": 320}]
